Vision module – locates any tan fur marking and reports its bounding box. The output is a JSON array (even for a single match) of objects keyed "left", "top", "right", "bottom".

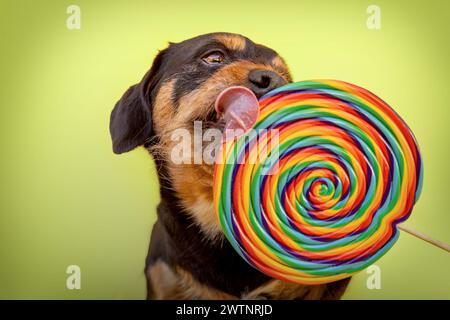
[
  {"left": 271, "top": 56, "right": 287, "bottom": 70},
  {"left": 270, "top": 56, "right": 292, "bottom": 82},
  {"left": 152, "top": 79, "right": 176, "bottom": 136},
  {"left": 147, "top": 261, "right": 237, "bottom": 299},
  {"left": 215, "top": 34, "right": 246, "bottom": 51},
  {"left": 147, "top": 261, "right": 181, "bottom": 299}
]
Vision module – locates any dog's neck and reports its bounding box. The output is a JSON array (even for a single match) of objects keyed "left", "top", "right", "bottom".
[{"left": 149, "top": 154, "right": 271, "bottom": 296}]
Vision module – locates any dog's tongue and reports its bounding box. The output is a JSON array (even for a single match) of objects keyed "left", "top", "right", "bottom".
[{"left": 215, "top": 86, "right": 260, "bottom": 140}]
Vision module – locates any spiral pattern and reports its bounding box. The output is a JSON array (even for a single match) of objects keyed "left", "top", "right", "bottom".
[{"left": 213, "top": 80, "right": 423, "bottom": 285}]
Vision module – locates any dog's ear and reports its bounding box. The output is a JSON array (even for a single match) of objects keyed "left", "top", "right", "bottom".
[{"left": 109, "top": 49, "right": 167, "bottom": 154}]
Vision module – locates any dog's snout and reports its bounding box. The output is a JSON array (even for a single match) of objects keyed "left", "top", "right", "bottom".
[{"left": 248, "top": 70, "right": 286, "bottom": 97}]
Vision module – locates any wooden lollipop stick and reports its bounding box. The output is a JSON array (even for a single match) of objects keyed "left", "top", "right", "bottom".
[{"left": 399, "top": 224, "right": 450, "bottom": 253}]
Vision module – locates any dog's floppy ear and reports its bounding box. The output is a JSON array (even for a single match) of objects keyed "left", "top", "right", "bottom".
[{"left": 109, "top": 49, "right": 167, "bottom": 154}]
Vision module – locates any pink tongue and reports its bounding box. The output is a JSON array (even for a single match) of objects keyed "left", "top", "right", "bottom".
[{"left": 215, "top": 86, "right": 260, "bottom": 140}]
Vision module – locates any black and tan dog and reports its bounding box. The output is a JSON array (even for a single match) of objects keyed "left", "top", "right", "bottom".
[{"left": 109, "top": 32, "right": 350, "bottom": 299}]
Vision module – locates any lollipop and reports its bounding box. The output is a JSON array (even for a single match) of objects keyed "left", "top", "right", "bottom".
[{"left": 213, "top": 80, "right": 423, "bottom": 285}]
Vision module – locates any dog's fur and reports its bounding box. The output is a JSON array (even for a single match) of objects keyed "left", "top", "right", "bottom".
[{"left": 110, "top": 32, "right": 350, "bottom": 299}]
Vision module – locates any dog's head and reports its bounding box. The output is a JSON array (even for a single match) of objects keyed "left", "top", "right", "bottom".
[{"left": 110, "top": 32, "right": 292, "bottom": 238}]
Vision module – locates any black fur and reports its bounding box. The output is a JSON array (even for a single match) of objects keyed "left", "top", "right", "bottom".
[{"left": 109, "top": 48, "right": 167, "bottom": 154}]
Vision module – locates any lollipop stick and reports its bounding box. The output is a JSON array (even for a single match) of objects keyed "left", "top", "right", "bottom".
[{"left": 399, "top": 224, "right": 450, "bottom": 253}]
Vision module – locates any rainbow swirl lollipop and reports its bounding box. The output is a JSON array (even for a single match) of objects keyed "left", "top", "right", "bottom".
[{"left": 213, "top": 80, "right": 423, "bottom": 285}]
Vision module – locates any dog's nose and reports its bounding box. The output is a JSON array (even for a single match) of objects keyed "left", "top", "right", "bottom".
[{"left": 248, "top": 70, "right": 287, "bottom": 98}]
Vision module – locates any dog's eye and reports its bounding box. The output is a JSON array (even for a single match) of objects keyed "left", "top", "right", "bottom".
[{"left": 202, "top": 51, "right": 225, "bottom": 65}]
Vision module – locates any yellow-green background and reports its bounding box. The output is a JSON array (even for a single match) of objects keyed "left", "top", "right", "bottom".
[{"left": 0, "top": 0, "right": 449, "bottom": 299}]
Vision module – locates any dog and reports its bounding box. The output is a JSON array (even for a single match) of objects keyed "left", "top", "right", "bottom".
[{"left": 109, "top": 32, "right": 350, "bottom": 299}]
